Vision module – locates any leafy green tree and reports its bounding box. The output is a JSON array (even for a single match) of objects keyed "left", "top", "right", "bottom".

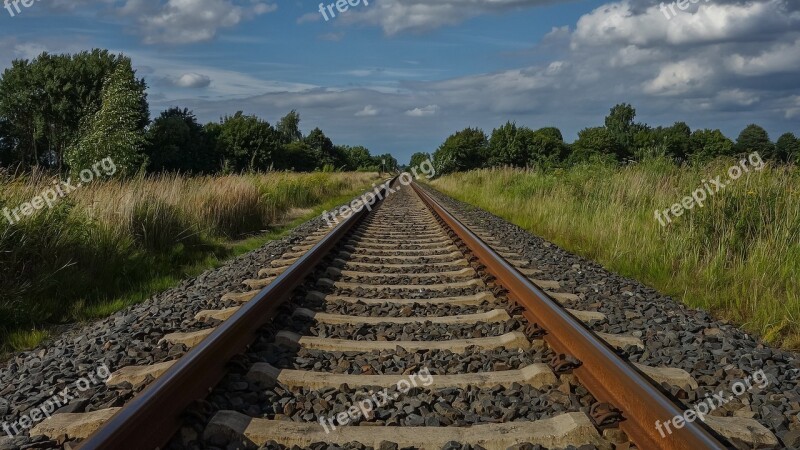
[
  {"left": 275, "top": 141, "right": 318, "bottom": 171},
  {"left": 372, "top": 153, "right": 398, "bottom": 173},
  {"left": 529, "top": 127, "right": 567, "bottom": 166},
  {"left": 734, "top": 124, "right": 774, "bottom": 158},
  {"left": 775, "top": 132, "right": 800, "bottom": 163},
  {"left": 634, "top": 122, "right": 691, "bottom": 160},
  {"left": 146, "top": 108, "right": 217, "bottom": 173},
  {"left": 604, "top": 103, "right": 640, "bottom": 159},
  {"left": 277, "top": 110, "right": 303, "bottom": 144},
  {"left": 305, "top": 127, "right": 345, "bottom": 169},
  {"left": 341, "top": 145, "right": 374, "bottom": 170},
  {"left": 569, "top": 127, "right": 617, "bottom": 164},
  {"left": 214, "top": 111, "right": 281, "bottom": 172},
  {"left": 64, "top": 61, "right": 147, "bottom": 176},
  {"left": 0, "top": 50, "right": 147, "bottom": 171},
  {"left": 687, "top": 129, "right": 734, "bottom": 162},
  {"left": 433, "top": 128, "right": 488, "bottom": 174},
  {"left": 487, "top": 122, "right": 529, "bottom": 168},
  {"left": 409, "top": 152, "right": 431, "bottom": 169}
]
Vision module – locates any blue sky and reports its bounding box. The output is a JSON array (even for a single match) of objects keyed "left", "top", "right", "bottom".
[{"left": 1, "top": 0, "right": 798, "bottom": 163}]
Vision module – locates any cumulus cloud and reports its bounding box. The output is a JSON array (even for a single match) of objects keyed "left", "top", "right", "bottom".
[
  {"left": 118, "top": 0, "right": 277, "bottom": 44},
  {"left": 172, "top": 73, "right": 212, "bottom": 88},
  {"left": 405, "top": 105, "right": 439, "bottom": 117}
]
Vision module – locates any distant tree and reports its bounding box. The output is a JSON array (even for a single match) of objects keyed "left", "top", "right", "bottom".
[
  {"left": 373, "top": 153, "right": 398, "bottom": 173},
  {"left": 274, "top": 141, "right": 317, "bottom": 171},
  {"left": 734, "top": 124, "right": 774, "bottom": 158},
  {"left": 569, "top": 127, "right": 617, "bottom": 164},
  {"left": 304, "top": 127, "right": 343, "bottom": 169},
  {"left": 214, "top": 111, "right": 281, "bottom": 172},
  {"left": 433, "top": 127, "right": 488, "bottom": 174},
  {"left": 775, "top": 132, "right": 800, "bottom": 163},
  {"left": 604, "top": 103, "right": 640, "bottom": 159},
  {"left": 529, "top": 127, "right": 567, "bottom": 166},
  {"left": 145, "top": 108, "right": 217, "bottom": 173},
  {"left": 487, "top": 122, "right": 529, "bottom": 168},
  {"left": 688, "top": 129, "right": 734, "bottom": 162},
  {"left": 341, "top": 145, "right": 373, "bottom": 171},
  {"left": 409, "top": 152, "right": 431, "bottom": 169},
  {"left": 64, "top": 61, "right": 147, "bottom": 176},
  {"left": 634, "top": 122, "right": 691, "bottom": 161},
  {"left": 277, "top": 110, "right": 303, "bottom": 144}
]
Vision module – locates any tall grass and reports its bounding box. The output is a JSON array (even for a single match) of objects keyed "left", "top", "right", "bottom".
[
  {"left": 0, "top": 171, "right": 378, "bottom": 347},
  {"left": 431, "top": 159, "right": 800, "bottom": 349}
]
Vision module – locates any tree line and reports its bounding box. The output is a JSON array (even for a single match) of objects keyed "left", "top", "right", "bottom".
[
  {"left": 413, "top": 103, "right": 800, "bottom": 174},
  {"left": 0, "top": 49, "right": 397, "bottom": 176}
]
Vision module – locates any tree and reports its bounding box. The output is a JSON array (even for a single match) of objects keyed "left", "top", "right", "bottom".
[
  {"left": 487, "top": 122, "right": 528, "bottom": 168},
  {"left": 529, "top": 127, "right": 567, "bottom": 166},
  {"left": 277, "top": 110, "right": 302, "bottom": 144},
  {"left": 341, "top": 145, "right": 373, "bottom": 171},
  {"left": 775, "top": 133, "right": 800, "bottom": 163},
  {"left": 64, "top": 61, "right": 147, "bottom": 176},
  {"left": 634, "top": 122, "right": 691, "bottom": 161},
  {"left": 688, "top": 129, "right": 734, "bottom": 162},
  {"left": 433, "top": 128, "right": 488, "bottom": 174},
  {"left": 145, "top": 108, "right": 217, "bottom": 173},
  {"left": 0, "top": 50, "right": 148, "bottom": 172},
  {"left": 569, "top": 127, "right": 617, "bottom": 164},
  {"left": 734, "top": 124, "right": 774, "bottom": 159},
  {"left": 305, "top": 128, "right": 345, "bottom": 170},
  {"left": 604, "top": 103, "right": 640, "bottom": 159},
  {"left": 214, "top": 112, "right": 281, "bottom": 172},
  {"left": 409, "top": 152, "right": 431, "bottom": 169}
]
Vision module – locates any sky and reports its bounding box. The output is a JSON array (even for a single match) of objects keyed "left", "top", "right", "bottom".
[{"left": 1, "top": 0, "right": 798, "bottom": 163}]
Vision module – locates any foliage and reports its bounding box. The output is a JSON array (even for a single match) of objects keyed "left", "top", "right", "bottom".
[
  {"left": 146, "top": 107, "right": 218, "bottom": 173},
  {"left": 64, "top": 61, "right": 147, "bottom": 176},
  {"left": 735, "top": 124, "right": 775, "bottom": 158},
  {"left": 432, "top": 127, "right": 488, "bottom": 174}
]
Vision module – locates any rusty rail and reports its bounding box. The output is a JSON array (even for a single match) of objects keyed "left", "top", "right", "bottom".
[
  {"left": 411, "top": 182, "right": 728, "bottom": 450},
  {"left": 79, "top": 182, "right": 393, "bottom": 450}
]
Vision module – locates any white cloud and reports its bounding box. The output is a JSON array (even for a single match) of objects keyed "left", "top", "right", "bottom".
[
  {"left": 355, "top": 105, "right": 379, "bottom": 116},
  {"left": 344, "top": 0, "right": 564, "bottom": 35},
  {"left": 405, "top": 105, "right": 439, "bottom": 117},
  {"left": 172, "top": 73, "right": 212, "bottom": 88},
  {"left": 119, "top": 0, "right": 277, "bottom": 45}
]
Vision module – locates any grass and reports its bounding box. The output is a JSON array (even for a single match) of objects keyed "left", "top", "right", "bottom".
[
  {"left": 0, "top": 171, "right": 380, "bottom": 353},
  {"left": 430, "top": 158, "right": 800, "bottom": 349}
]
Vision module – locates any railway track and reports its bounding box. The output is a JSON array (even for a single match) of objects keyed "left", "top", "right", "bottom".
[{"left": 13, "top": 180, "right": 784, "bottom": 450}]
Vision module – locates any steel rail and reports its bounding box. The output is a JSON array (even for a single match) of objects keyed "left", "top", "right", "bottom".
[
  {"left": 80, "top": 181, "right": 394, "bottom": 450},
  {"left": 411, "top": 182, "right": 729, "bottom": 450}
]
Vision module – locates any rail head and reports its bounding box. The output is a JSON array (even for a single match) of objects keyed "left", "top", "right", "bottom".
[
  {"left": 410, "top": 182, "right": 729, "bottom": 450},
  {"left": 79, "top": 181, "right": 394, "bottom": 450}
]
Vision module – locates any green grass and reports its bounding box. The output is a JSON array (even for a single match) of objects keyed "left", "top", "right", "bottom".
[
  {"left": 431, "top": 159, "right": 800, "bottom": 349},
  {"left": 0, "top": 172, "right": 379, "bottom": 354}
]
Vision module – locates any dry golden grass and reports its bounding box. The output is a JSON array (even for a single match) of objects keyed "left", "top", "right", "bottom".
[{"left": 0, "top": 170, "right": 379, "bottom": 348}]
